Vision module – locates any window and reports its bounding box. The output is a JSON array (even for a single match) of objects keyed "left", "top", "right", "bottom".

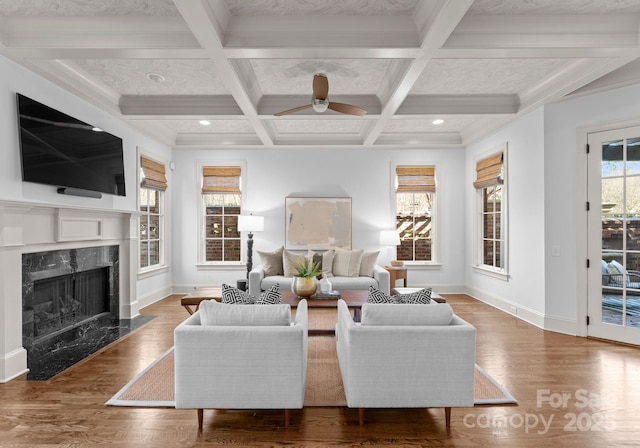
[
  {"left": 474, "top": 146, "right": 507, "bottom": 274},
  {"left": 139, "top": 155, "right": 167, "bottom": 270},
  {"left": 395, "top": 166, "right": 436, "bottom": 263},
  {"left": 201, "top": 166, "right": 242, "bottom": 263}
]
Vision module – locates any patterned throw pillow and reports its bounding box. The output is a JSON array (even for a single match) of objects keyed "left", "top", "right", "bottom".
[
  {"left": 395, "top": 288, "right": 432, "bottom": 304},
  {"left": 255, "top": 284, "right": 282, "bottom": 305},
  {"left": 367, "top": 285, "right": 432, "bottom": 304},
  {"left": 221, "top": 283, "right": 282, "bottom": 305},
  {"left": 222, "top": 283, "right": 253, "bottom": 304},
  {"left": 367, "top": 285, "right": 395, "bottom": 303}
]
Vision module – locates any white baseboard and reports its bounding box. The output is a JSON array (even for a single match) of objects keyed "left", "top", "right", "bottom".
[
  {"left": 465, "top": 286, "right": 545, "bottom": 329},
  {"left": 172, "top": 284, "right": 204, "bottom": 294},
  {"left": 544, "top": 315, "right": 578, "bottom": 336},
  {"left": 0, "top": 348, "right": 28, "bottom": 383},
  {"left": 138, "top": 286, "right": 173, "bottom": 310}
]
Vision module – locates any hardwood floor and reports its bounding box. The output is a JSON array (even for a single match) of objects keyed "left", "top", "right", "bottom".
[{"left": 1, "top": 294, "right": 639, "bottom": 447}]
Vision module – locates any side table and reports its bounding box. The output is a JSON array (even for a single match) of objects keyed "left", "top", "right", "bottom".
[{"left": 384, "top": 265, "right": 407, "bottom": 288}]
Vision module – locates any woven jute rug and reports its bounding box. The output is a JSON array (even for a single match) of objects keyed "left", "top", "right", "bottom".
[{"left": 107, "top": 336, "right": 516, "bottom": 407}]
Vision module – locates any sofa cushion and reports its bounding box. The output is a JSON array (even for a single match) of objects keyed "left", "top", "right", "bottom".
[
  {"left": 333, "top": 249, "right": 364, "bottom": 277},
  {"left": 608, "top": 260, "right": 624, "bottom": 275},
  {"left": 359, "top": 251, "right": 380, "bottom": 277},
  {"left": 283, "top": 250, "right": 307, "bottom": 277},
  {"left": 199, "top": 299, "right": 291, "bottom": 326},
  {"left": 257, "top": 246, "right": 284, "bottom": 276},
  {"left": 330, "top": 276, "right": 378, "bottom": 290},
  {"left": 322, "top": 250, "right": 335, "bottom": 278},
  {"left": 361, "top": 302, "right": 453, "bottom": 326},
  {"left": 222, "top": 283, "right": 282, "bottom": 305}
]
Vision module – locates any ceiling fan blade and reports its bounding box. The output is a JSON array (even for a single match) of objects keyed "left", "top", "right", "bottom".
[
  {"left": 313, "top": 74, "right": 329, "bottom": 100},
  {"left": 274, "top": 104, "right": 312, "bottom": 116},
  {"left": 327, "top": 102, "right": 367, "bottom": 116}
]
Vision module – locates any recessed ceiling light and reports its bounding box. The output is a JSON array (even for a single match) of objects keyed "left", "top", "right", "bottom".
[
  {"left": 432, "top": 119, "right": 444, "bottom": 125},
  {"left": 146, "top": 72, "right": 165, "bottom": 82},
  {"left": 91, "top": 127, "right": 103, "bottom": 132},
  {"left": 199, "top": 120, "right": 211, "bottom": 126}
]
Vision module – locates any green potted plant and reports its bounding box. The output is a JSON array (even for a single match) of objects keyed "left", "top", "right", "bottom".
[{"left": 291, "top": 257, "right": 321, "bottom": 298}]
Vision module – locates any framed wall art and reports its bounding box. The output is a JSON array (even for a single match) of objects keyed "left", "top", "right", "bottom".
[{"left": 285, "top": 197, "right": 352, "bottom": 250}]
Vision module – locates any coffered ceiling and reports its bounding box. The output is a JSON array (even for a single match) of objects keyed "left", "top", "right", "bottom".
[{"left": 2, "top": 0, "right": 640, "bottom": 149}]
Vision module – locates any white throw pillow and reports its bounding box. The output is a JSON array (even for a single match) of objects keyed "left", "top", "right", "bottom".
[
  {"left": 322, "top": 250, "right": 335, "bottom": 278},
  {"left": 257, "top": 246, "right": 284, "bottom": 276},
  {"left": 199, "top": 300, "right": 291, "bottom": 326},
  {"left": 361, "top": 302, "right": 453, "bottom": 326},
  {"left": 359, "top": 251, "right": 380, "bottom": 277},
  {"left": 332, "top": 249, "right": 364, "bottom": 277},
  {"left": 283, "top": 250, "right": 306, "bottom": 277}
]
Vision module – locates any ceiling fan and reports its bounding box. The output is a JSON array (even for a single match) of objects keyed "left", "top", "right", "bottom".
[{"left": 274, "top": 73, "right": 367, "bottom": 117}]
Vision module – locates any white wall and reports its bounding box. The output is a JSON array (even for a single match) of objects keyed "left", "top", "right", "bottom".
[
  {"left": 171, "top": 147, "right": 467, "bottom": 292},
  {"left": 544, "top": 83, "right": 640, "bottom": 333},
  {"left": 465, "top": 108, "right": 547, "bottom": 326},
  {"left": 0, "top": 55, "right": 173, "bottom": 305}
]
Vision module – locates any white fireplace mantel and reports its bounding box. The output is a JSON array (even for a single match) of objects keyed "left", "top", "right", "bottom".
[{"left": 0, "top": 200, "right": 139, "bottom": 383}]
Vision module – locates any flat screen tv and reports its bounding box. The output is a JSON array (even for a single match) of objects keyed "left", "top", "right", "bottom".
[{"left": 17, "top": 93, "right": 126, "bottom": 197}]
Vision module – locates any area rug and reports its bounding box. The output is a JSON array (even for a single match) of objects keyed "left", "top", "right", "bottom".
[{"left": 107, "top": 337, "right": 516, "bottom": 407}]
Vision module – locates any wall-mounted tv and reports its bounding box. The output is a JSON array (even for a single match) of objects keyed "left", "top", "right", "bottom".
[{"left": 17, "top": 93, "right": 126, "bottom": 197}]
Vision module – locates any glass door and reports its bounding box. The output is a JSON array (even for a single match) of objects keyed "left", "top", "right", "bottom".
[{"left": 587, "top": 127, "right": 640, "bottom": 345}]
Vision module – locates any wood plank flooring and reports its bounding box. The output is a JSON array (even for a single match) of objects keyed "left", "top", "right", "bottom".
[{"left": 1, "top": 294, "right": 639, "bottom": 447}]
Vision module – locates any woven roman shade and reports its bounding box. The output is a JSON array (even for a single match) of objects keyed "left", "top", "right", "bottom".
[
  {"left": 140, "top": 156, "right": 167, "bottom": 191},
  {"left": 202, "top": 166, "right": 241, "bottom": 194},
  {"left": 396, "top": 166, "right": 436, "bottom": 193},
  {"left": 473, "top": 152, "right": 504, "bottom": 189}
]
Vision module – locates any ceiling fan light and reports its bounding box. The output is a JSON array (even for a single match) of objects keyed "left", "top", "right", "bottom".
[{"left": 312, "top": 98, "right": 329, "bottom": 113}]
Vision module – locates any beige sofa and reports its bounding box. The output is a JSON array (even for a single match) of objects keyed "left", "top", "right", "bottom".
[{"left": 248, "top": 247, "right": 390, "bottom": 297}]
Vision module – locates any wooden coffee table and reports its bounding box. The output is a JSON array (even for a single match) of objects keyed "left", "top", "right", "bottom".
[{"left": 181, "top": 288, "right": 367, "bottom": 335}]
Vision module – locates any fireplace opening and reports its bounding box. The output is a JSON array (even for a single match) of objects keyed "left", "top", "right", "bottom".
[{"left": 26, "top": 267, "right": 110, "bottom": 344}]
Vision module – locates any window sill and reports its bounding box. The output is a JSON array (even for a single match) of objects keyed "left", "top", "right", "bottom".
[
  {"left": 196, "top": 263, "right": 245, "bottom": 271},
  {"left": 472, "top": 265, "right": 509, "bottom": 281},
  {"left": 404, "top": 262, "right": 442, "bottom": 270},
  {"left": 138, "top": 265, "right": 170, "bottom": 279}
]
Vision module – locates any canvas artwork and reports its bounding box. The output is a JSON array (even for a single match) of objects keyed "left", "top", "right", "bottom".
[{"left": 285, "top": 197, "right": 352, "bottom": 250}]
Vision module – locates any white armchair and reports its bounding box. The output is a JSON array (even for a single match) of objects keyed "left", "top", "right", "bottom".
[
  {"left": 174, "top": 300, "right": 308, "bottom": 431},
  {"left": 335, "top": 299, "right": 476, "bottom": 426}
]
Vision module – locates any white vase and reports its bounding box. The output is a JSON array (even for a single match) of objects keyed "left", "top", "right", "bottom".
[{"left": 319, "top": 276, "right": 332, "bottom": 293}]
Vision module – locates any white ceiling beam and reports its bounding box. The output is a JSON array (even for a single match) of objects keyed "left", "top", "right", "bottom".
[
  {"left": 375, "top": 132, "right": 462, "bottom": 146},
  {"left": 4, "top": 16, "right": 199, "bottom": 48},
  {"left": 173, "top": 0, "right": 273, "bottom": 146},
  {"left": 176, "top": 133, "right": 262, "bottom": 147},
  {"left": 435, "top": 47, "right": 640, "bottom": 59},
  {"left": 120, "top": 95, "right": 242, "bottom": 116},
  {"left": 565, "top": 57, "right": 640, "bottom": 98},
  {"left": 446, "top": 15, "right": 639, "bottom": 49},
  {"left": 258, "top": 95, "right": 382, "bottom": 116},
  {"left": 224, "top": 16, "right": 419, "bottom": 49},
  {"left": 224, "top": 47, "right": 421, "bottom": 59},
  {"left": 462, "top": 56, "right": 639, "bottom": 146},
  {"left": 363, "top": 0, "right": 475, "bottom": 146},
  {"left": 397, "top": 94, "right": 519, "bottom": 115},
  {"left": 0, "top": 47, "right": 210, "bottom": 59}
]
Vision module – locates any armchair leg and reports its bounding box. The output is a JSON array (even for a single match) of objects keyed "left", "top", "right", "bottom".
[
  {"left": 358, "top": 408, "right": 365, "bottom": 426},
  {"left": 284, "top": 409, "right": 290, "bottom": 427},
  {"left": 444, "top": 407, "right": 451, "bottom": 427},
  {"left": 197, "top": 409, "right": 203, "bottom": 432}
]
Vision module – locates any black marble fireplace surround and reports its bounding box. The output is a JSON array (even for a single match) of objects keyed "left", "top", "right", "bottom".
[{"left": 22, "top": 246, "right": 153, "bottom": 380}]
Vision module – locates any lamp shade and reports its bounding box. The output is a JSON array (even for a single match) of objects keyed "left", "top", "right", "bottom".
[
  {"left": 237, "top": 215, "right": 264, "bottom": 232},
  {"left": 379, "top": 230, "right": 400, "bottom": 246}
]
